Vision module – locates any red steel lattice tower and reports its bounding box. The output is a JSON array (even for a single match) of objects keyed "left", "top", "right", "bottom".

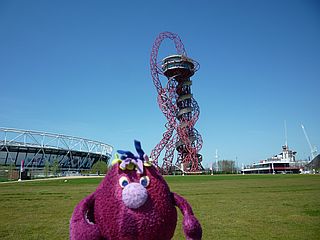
[{"left": 150, "top": 32, "right": 203, "bottom": 174}]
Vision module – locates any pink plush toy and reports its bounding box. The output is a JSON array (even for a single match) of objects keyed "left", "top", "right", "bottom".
[{"left": 70, "top": 140, "right": 202, "bottom": 240}]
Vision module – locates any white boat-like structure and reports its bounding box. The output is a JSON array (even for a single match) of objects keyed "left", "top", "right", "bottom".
[{"left": 241, "top": 145, "right": 301, "bottom": 174}]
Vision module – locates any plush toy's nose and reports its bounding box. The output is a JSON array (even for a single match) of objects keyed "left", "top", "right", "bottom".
[{"left": 122, "top": 182, "right": 148, "bottom": 209}]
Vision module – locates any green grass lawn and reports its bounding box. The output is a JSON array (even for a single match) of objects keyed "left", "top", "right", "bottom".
[{"left": 0, "top": 174, "right": 319, "bottom": 239}]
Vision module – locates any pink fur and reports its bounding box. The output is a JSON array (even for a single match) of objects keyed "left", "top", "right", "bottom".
[{"left": 70, "top": 164, "right": 202, "bottom": 239}]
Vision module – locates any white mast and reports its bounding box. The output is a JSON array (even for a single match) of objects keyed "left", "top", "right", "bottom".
[
  {"left": 301, "top": 124, "right": 318, "bottom": 160},
  {"left": 284, "top": 120, "right": 288, "bottom": 146},
  {"left": 215, "top": 149, "right": 219, "bottom": 172}
]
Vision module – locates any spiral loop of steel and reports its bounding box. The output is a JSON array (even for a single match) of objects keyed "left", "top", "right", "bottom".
[{"left": 150, "top": 32, "right": 203, "bottom": 174}]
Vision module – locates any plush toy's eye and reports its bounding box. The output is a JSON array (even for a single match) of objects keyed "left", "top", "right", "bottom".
[
  {"left": 139, "top": 176, "right": 150, "bottom": 188},
  {"left": 119, "top": 176, "right": 129, "bottom": 188}
]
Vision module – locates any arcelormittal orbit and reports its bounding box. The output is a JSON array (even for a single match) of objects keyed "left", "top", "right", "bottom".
[{"left": 150, "top": 32, "right": 203, "bottom": 174}]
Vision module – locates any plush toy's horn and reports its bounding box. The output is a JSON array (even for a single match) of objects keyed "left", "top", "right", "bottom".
[
  {"left": 117, "top": 150, "right": 135, "bottom": 160},
  {"left": 134, "top": 140, "right": 145, "bottom": 160}
]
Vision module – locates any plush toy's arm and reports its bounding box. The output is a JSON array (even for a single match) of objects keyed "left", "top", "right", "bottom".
[
  {"left": 70, "top": 193, "right": 103, "bottom": 240},
  {"left": 173, "top": 192, "right": 202, "bottom": 240}
]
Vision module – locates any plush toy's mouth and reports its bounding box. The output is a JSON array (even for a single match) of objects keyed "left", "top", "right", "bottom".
[
  {"left": 122, "top": 182, "right": 148, "bottom": 209},
  {"left": 85, "top": 209, "right": 95, "bottom": 225}
]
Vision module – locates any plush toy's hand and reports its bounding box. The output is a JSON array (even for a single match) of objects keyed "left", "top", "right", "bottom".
[
  {"left": 183, "top": 215, "right": 202, "bottom": 240},
  {"left": 70, "top": 193, "right": 103, "bottom": 240},
  {"left": 173, "top": 192, "right": 202, "bottom": 240}
]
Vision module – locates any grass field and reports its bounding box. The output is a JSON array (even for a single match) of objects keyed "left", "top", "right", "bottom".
[{"left": 0, "top": 174, "right": 319, "bottom": 239}]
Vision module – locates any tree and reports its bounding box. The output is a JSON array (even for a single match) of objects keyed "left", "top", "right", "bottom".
[
  {"left": 52, "top": 159, "right": 60, "bottom": 176},
  {"left": 8, "top": 161, "right": 16, "bottom": 180},
  {"left": 218, "top": 160, "right": 236, "bottom": 173},
  {"left": 91, "top": 160, "right": 108, "bottom": 175},
  {"left": 44, "top": 160, "right": 50, "bottom": 177}
]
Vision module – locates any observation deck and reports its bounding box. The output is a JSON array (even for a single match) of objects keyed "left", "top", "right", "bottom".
[{"left": 161, "top": 55, "right": 198, "bottom": 79}]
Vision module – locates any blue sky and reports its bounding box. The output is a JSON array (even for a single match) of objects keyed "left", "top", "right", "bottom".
[{"left": 1, "top": 0, "right": 319, "bottom": 167}]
